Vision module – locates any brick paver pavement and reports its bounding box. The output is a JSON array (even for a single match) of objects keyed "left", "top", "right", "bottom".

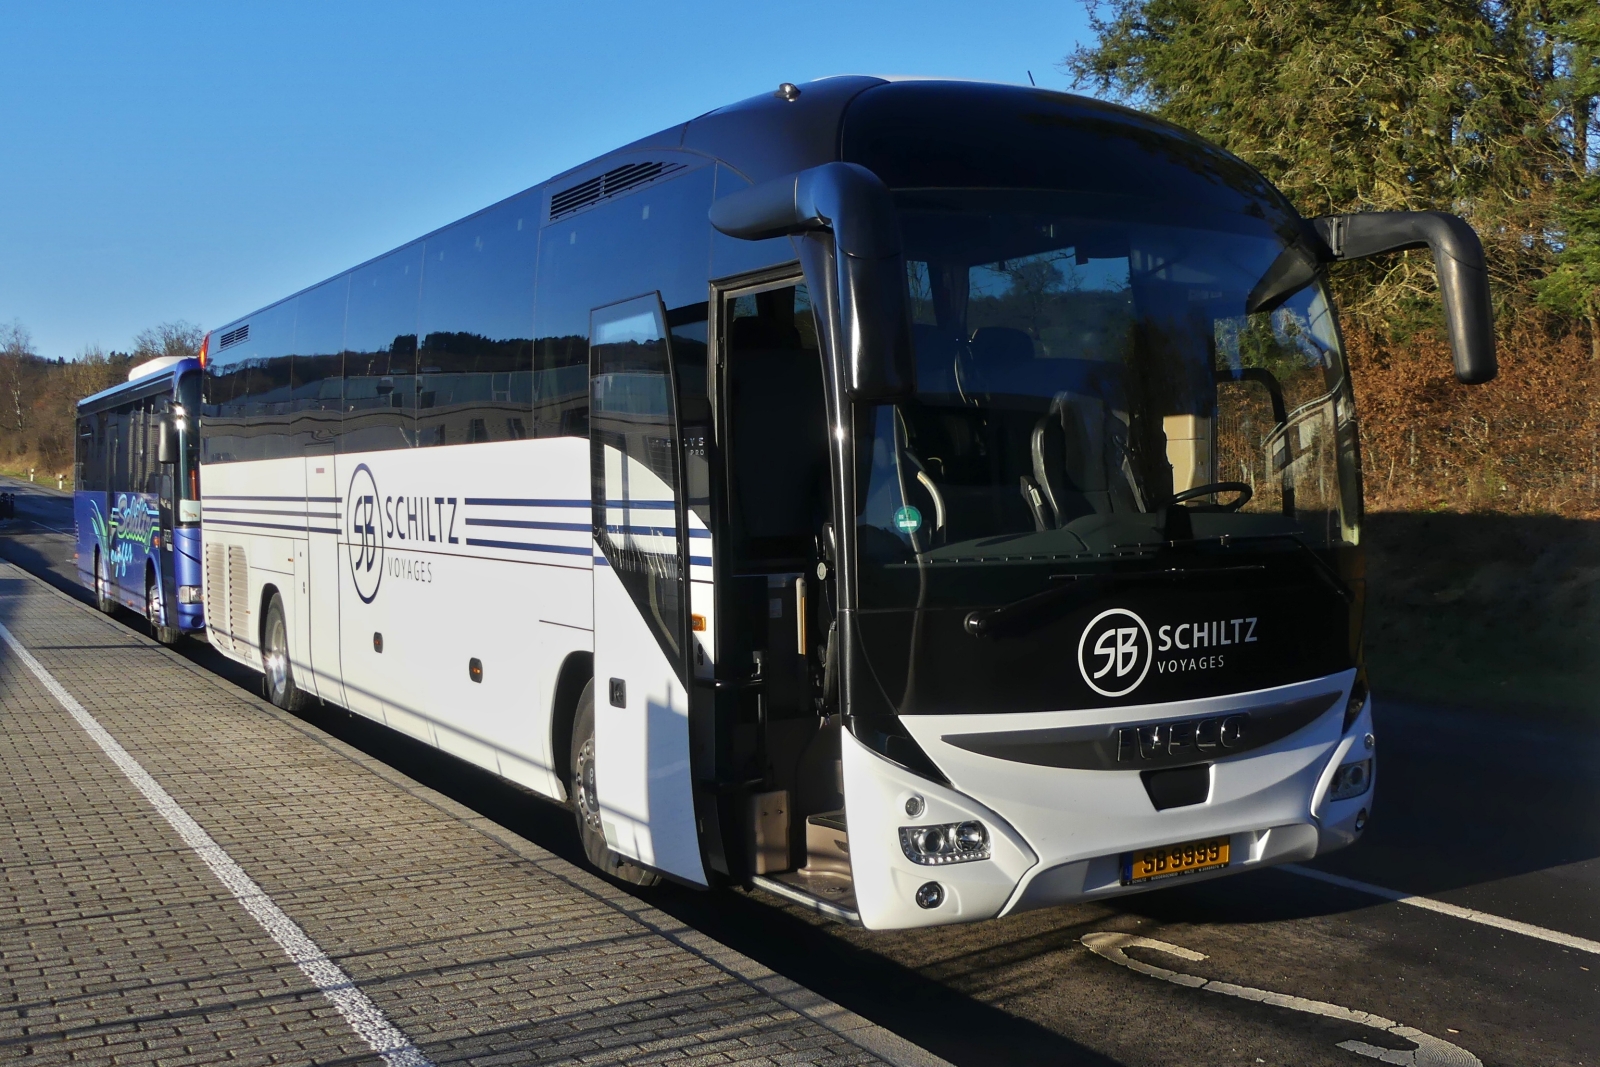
[{"left": 0, "top": 564, "right": 944, "bottom": 1067}]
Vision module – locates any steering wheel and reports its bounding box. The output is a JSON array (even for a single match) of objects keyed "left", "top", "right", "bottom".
[{"left": 1168, "top": 481, "right": 1253, "bottom": 513}]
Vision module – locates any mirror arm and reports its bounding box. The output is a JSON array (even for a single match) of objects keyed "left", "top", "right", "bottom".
[
  {"left": 1310, "top": 211, "right": 1497, "bottom": 384},
  {"left": 711, "top": 163, "right": 915, "bottom": 400}
]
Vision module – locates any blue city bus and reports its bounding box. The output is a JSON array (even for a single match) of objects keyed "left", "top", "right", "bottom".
[{"left": 74, "top": 351, "right": 206, "bottom": 643}]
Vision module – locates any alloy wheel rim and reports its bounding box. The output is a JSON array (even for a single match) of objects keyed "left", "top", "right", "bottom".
[
  {"left": 264, "top": 616, "right": 288, "bottom": 698},
  {"left": 576, "top": 737, "right": 602, "bottom": 833}
]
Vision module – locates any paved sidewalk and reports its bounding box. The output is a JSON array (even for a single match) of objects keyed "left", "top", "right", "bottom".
[{"left": 0, "top": 562, "right": 945, "bottom": 1067}]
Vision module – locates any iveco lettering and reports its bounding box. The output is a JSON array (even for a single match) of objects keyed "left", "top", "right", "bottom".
[{"left": 195, "top": 78, "right": 1497, "bottom": 929}]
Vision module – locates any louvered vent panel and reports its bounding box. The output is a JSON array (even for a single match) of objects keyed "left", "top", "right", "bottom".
[
  {"left": 204, "top": 544, "right": 228, "bottom": 652},
  {"left": 549, "top": 161, "right": 686, "bottom": 221},
  {"left": 227, "top": 545, "right": 250, "bottom": 658},
  {"left": 218, "top": 324, "right": 249, "bottom": 349}
]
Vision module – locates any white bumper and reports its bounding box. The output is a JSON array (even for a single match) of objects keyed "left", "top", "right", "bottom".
[{"left": 845, "top": 671, "right": 1373, "bottom": 930}]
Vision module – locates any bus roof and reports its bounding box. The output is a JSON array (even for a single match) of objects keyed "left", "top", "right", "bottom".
[
  {"left": 208, "top": 76, "right": 1280, "bottom": 337},
  {"left": 77, "top": 356, "right": 202, "bottom": 416}
]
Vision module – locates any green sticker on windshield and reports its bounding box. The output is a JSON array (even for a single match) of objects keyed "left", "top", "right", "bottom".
[{"left": 893, "top": 505, "right": 923, "bottom": 533}]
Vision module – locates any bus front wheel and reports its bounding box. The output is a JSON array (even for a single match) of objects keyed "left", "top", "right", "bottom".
[
  {"left": 570, "top": 680, "right": 660, "bottom": 887},
  {"left": 146, "top": 573, "right": 179, "bottom": 646},
  {"left": 261, "top": 593, "right": 307, "bottom": 712}
]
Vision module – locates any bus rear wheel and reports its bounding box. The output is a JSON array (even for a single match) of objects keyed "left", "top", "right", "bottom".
[
  {"left": 570, "top": 680, "right": 660, "bottom": 887},
  {"left": 146, "top": 573, "right": 179, "bottom": 646},
  {"left": 93, "top": 550, "right": 114, "bottom": 614},
  {"left": 261, "top": 593, "right": 307, "bottom": 711}
]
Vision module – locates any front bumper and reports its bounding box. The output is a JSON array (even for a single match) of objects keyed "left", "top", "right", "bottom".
[{"left": 844, "top": 672, "right": 1373, "bottom": 930}]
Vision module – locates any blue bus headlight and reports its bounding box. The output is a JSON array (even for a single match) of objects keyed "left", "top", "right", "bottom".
[
  {"left": 1328, "top": 758, "right": 1373, "bottom": 801},
  {"left": 899, "top": 820, "right": 990, "bottom": 865},
  {"left": 178, "top": 585, "right": 203, "bottom": 605}
]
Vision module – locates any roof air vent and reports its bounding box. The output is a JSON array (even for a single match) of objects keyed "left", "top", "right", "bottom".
[
  {"left": 218, "top": 324, "right": 249, "bottom": 349},
  {"left": 549, "top": 160, "right": 686, "bottom": 221}
]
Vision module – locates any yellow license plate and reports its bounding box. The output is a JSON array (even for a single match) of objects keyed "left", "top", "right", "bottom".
[{"left": 1122, "top": 836, "right": 1230, "bottom": 885}]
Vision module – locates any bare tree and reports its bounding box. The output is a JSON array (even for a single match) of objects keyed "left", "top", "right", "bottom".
[
  {"left": 0, "top": 319, "right": 36, "bottom": 438},
  {"left": 131, "top": 321, "right": 205, "bottom": 363}
]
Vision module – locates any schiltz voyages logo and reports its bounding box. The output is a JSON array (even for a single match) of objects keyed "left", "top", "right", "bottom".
[
  {"left": 347, "top": 464, "right": 383, "bottom": 603},
  {"left": 1077, "top": 608, "right": 1153, "bottom": 698}
]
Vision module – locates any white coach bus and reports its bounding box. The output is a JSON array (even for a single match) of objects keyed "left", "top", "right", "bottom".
[{"left": 199, "top": 77, "right": 1496, "bottom": 929}]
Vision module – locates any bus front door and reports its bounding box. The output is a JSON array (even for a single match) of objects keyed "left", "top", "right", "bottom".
[{"left": 588, "top": 294, "right": 707, "bottom": 886}]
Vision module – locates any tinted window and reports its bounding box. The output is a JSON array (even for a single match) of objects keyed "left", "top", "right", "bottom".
[
  {"left": 203, "top": 301, "right": 297, "bottom": 463},
  {"left": 342, "top": 245, "right": 421, "bottom": 453},
  {"left": 416, "top": 194, "right": 537, "bottom": 447},
  {"left": 591, "top": 295, "right": 684, "bottom": 669},
  {"left": 291, "top": 277, "right": 347, "bottom": 455},
  {"left": 841, "top": 82, "right": 1298, "bottom": 232},
  {"left": 533, "top": 164, "right": 714, "bottom": 438}
]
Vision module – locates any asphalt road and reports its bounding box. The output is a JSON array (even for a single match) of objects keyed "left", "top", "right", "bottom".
[{"left": 5, "top": 474, "right": 1595, "bottom": 1067}]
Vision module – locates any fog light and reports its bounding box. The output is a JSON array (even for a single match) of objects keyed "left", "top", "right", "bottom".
[
  {"left": 178, "top": 585, "right": 203, "bottom": 605},
  {"left": 900, "top": 820, "right": 991, "bottom": 865},
  {"left": 904, "top": 795, "right": 925, "bottom": 818},
  {"left": 915, "top": 881, "right": 944, "bottom": 909},
  {"left": 1354, "top": 808, "right": 1368, "bottom": 832},
  {"left": 1328, "top": 758, "right": 1373, "bottom": 801}
]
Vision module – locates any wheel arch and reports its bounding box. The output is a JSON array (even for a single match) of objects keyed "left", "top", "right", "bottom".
[{"left": 550, "top": 650, "right": 593, "bottom": 801}]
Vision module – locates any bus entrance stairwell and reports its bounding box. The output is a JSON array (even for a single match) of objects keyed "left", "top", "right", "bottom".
[{"left": 714, "top": 279, "right": 849, "bottom": 911}]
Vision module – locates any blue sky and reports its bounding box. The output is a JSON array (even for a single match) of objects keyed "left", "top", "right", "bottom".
[{"left": 0, "top": 1, "right": 1093, "bottom": 360}]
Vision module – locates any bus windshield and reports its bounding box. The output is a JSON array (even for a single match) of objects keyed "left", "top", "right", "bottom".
[{"left": 855, "top": 189, "right": 1361, "bottom": 615}]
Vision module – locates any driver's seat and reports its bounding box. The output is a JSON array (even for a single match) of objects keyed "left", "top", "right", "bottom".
[{"left": 1031, "top": 393, "right": 1136, "bottom": 526}]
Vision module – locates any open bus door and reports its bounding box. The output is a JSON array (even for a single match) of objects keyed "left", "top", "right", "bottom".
[{"left": 588, "top": 293, "right": 708, "bottom": 886}]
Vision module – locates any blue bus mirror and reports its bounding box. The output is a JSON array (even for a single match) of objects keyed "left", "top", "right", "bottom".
[
  {"left": 711, "top": 162, "right": 916, "bottom": 401},
  {"left": 1311, "top": 211, "right": 1497, "bottom": 384}
]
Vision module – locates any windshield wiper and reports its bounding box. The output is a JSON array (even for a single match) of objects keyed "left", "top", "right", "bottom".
[
  {"left": 963, "top": 564, "right": 1265, "bottom": 639},
  {"left": 1176, "top": 532, "right": 1354, "bottom": 604}
]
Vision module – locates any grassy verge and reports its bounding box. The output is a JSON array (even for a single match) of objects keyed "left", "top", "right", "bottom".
[
  {"left": 1363, "top": 511, "right": 1600, "bottom": 718},
  {"left": 0, "top": 466, "right": 71, "bottom": 491}
]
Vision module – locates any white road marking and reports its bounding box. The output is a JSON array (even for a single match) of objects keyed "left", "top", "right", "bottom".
[
  {"left": 0, "top": 620, "right": 433, "bottom": 1067},
  {"left": 1082, "top": 932, "right": 1481, "bottom": 1067},
  {"left": 1284, "top": 864, "right": 1600, "bottom": 957}
]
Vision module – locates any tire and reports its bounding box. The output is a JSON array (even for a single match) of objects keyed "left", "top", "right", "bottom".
[
  {"left": 146, "top": 572, "right": 179, "bottom": 646},
  {"left": 570, "top": 680, "right": 660, "bottom": 887},
  {"left": 261, "top": 593, "right": 307, "bottom": 711},
  {"left": 93, "top": 550, "right": 114, "bottom": 614}
]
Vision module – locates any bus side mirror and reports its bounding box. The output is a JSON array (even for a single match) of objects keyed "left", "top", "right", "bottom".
[
  {"left": 1311, "top": 211, "right": 1497, "bottom": 384},
  {"left": 710, "top": 162, "right": 916, "bottom": 401},
  {"left": 157, "top": 420, "right": 177, "bottom": 464}
]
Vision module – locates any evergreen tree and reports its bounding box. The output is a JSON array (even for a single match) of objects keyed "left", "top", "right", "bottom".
[{"left": 1064, "top": 1, "right": 1587, "bottom": 335}]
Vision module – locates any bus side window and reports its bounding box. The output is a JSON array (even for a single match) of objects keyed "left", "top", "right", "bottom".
[
  {"left": 415, "top": 194, "right": 537, "bottom": 449},
  {"left": 342, "top": 246, "right": 421, "bottom": 455}
]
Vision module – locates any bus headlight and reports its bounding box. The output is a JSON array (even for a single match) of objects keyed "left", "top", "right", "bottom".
[
  {"left": 1328, "top": 758, "right": 1373, "bottom": 801},
  {"left": 899, "top": 820, "right": 990, "bottom": 865},
  {"left": 178, "top": 585, "right": 203, "bottom": 605}
]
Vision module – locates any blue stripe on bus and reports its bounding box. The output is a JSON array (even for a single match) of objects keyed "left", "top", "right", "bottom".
[
  {"left": 690, "top": 556, "right": 712, "bottom": 567},
  {"left": 204, "top": 518, "right": 340, "bottom": 534},
  {"left": 464, "top": 517, "right": 589, "bottom": 532},
  {"left": 205, "top": 494, "right": 342, "bottom": 503},
  {"left": 606, "top": 525, "right": 676, "bottom": 537},
  {"left": 463, "top": 538, "right": 591, "bottom": 556},
  {"left": 204, "top": 507, "right": 340, "bottom": 520},
  {"left": 603, "top": 499, "right": 675, "bottom": 509},
  {"left": 464, "top": 497, "right": 588, "bottom": 508}
]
